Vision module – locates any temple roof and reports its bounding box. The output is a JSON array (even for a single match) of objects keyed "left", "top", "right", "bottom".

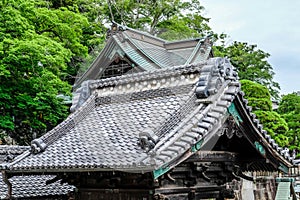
[
  {"left": 2, "top": 58, "right": 294, "bottom": 177},
  {"left": 74, "top": 23, "right": 212, "bottom": 90}
]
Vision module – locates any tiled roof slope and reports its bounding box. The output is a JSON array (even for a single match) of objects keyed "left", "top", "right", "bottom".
[
  {"left": 74, "top": 23, "right": 212, "bottom": 89},
  {"left": 0, "top": 175, "right": 74, "bottom": 199},
  {"left": 0, "top": 145, "right": 29, "bottom": 163},
  {"left": 5, "top": 58, "right": 294, "bottom": 176},
  {"left": 0, "top": 145, "right": 75, "bottom": 199}
]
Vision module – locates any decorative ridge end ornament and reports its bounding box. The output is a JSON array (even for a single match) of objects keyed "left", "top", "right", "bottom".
[
  {"left": 106, "top": 22, "right": 126, "bottom": 39},
  {"left": 70, "top": 80, "right": 93, "bottom": 113},
  {"left": 31, "top": 138, "right": 47, "bottom": 154},
  {"left": 138, "top": 129, "right": 159, "bottom": 152},
  {"left": 195, "top": 57, "right": 238, "bottom": 98}
]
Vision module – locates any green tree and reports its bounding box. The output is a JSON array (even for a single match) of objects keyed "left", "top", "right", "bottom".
[
  {"left": 240, "top": 80, "right": 272, "bottom": 111},
  {"left": 215, "top": 41, "right": 280, "bottom": 99},
  {"left": 255, "top": 110, "right": 289, "bottom": 147},
  {"left": 44, "top": 0, "right": 107, "bottom": 51},
  {"left": 0, "top": 0, "right": 92, "bottom": 144},
  {"left": 100, "top": 0, "right": 211, "bottom": 40},
  {"left": 43, "top": 0, "right": 108, "bottom": 81},
  {"left": 278, "top": 93, "right": 300, "bottom": 114},
  {"left": 240, "top": 80, "right": 289, "bottom": 147},
  {"left": 277, "top": 93, "right": 300, "bottom": 153}
]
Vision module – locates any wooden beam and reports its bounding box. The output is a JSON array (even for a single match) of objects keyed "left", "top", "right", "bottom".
[{"left": 186, "top": 151, "right": 237, "bottom": 162}]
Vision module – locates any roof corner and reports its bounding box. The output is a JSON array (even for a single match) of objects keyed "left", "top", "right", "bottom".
[{"left": 195, "top": 57, "right": 239, "bottom": 99}]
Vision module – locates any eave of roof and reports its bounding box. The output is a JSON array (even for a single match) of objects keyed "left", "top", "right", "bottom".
[{"left": 234, "top": 93, "right": 294, "bottom": 169}]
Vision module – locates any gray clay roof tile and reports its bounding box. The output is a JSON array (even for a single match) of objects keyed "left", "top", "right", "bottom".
[
  {"left": 0, "top": 174, "right": 75, "bottom": 199},
  {"left": 0, "top": 145, "right": 75, "bottom": 198},
  {"left": 11, "top": 92, "right": 192, "bottom": 171},
  {"left": 0, "top": 146, "right": 30, "bottom": 163}
]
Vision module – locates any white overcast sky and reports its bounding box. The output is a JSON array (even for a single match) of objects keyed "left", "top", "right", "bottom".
[{"left": 201, "top": 0, "right": 299, "bottom": 95}]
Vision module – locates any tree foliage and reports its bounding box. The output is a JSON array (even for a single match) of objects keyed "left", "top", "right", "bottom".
[
  {"left": 40, "top": 0, "right": 106, "bottom": 49},
  {"left": 240, "top": 80, "right": 290, "bottom": 147},
  {"left": 240, "top": 80, "right": 272, "bottom": 111},
  {"left": 277, "top": 93, "right": 300, "bottom": 153},
  {"left": 278, "top": 93, "right": 300, "bottom": 114},
  {"left": 214, "top": 41, "right": 280, "bottom": 99},
  {"left": 255, "top": 110, "right": 289, "bottom": 147},
  {"left": 101, "top": 0, "right": 211, "bottom": 40},
  {"left": 0, "top": 0, "right": 97, "bottom": 144}
]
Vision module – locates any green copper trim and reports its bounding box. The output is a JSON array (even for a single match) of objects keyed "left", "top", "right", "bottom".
[
  {"left": 153, "top": 139, "right": 204, "bottom": 179},
  {"left": 191, "top": 139, "right": 203, "bottom": 152},
  {"left": 279, "top": 163, "right": 289, "bottom": 174},
  {"left": 153, "top": 166, "right": 170, "bottom": 179},
  {"left": 254, "top": 141, "right": 266, "bottom": 156},
  {"left": 228, "top": 103, "right": 243, "bottom": 125},
  {"left": 276, "top": 177, "right": 295, "bottom": 183}
]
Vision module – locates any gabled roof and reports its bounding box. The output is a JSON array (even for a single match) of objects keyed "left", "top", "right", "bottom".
[
  {"left": 0, "top": 145, "right": 74, "bottom": 199},
  {"left": 74, "top": 23, "right": 212, "bottom": 90},
  {"left": 3, "top": 58, "right": 294, "bottom": 179}
]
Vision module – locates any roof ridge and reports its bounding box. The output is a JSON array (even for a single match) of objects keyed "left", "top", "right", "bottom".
[
  {"left": 95, "top": 84, "right": 194, "bottom": 106},
  {"left": 0, "top": 145, "right": 29, "bottom": 151},
  {"left": 111, "top": 22, "right": 167, "bottom": 43},
  {"left": 152, "top": 82, "right": 240, "bottom": 174},
  {"left": 122, "top": 32, "right": 165, "bottom": 68},
  {"left": 136, "top": 58, "right": 240, "bottom": 170},
  {"left": 71, "top": 60, "right": 209, "bottom": 112},
  {"left": 110, "top": 22, "right": 210, "bottom": 45},
  {"left": 138, "top": 71, "right": 240, "bottom": 174}
]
